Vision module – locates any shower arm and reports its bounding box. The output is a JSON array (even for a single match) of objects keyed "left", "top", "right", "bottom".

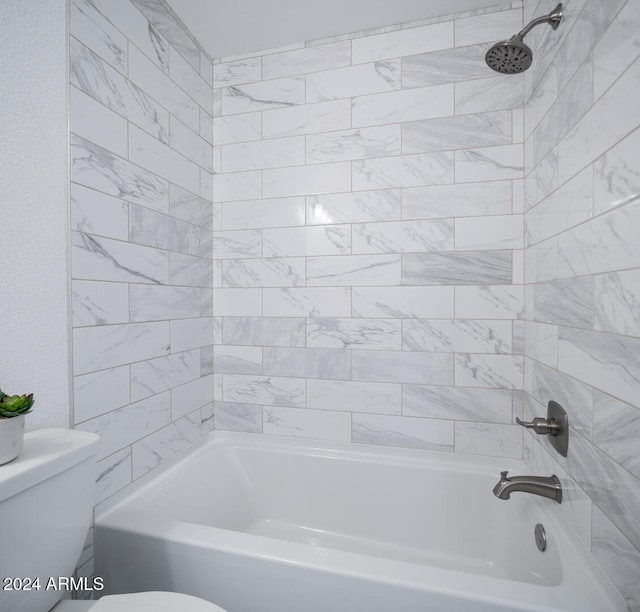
[{"left": 517, "top": 4, "right": 563, "bottom": 39}]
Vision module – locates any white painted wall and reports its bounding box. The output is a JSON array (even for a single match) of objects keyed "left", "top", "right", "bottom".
[{"left": 0, "top": 1, "right": 71, "bottom": 429}]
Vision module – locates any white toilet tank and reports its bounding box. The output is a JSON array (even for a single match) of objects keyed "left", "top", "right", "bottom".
[{"left": 0, "top": 428, "right": 100, "bottom": 612}]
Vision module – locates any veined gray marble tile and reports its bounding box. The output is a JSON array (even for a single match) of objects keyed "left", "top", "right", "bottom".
[
  {"left": 595, "top": 269, "right": 640, "bottom": 338},
  {"left": 76, "top": 391, "right": 171, "bottom": 459},
  {"left": 306, "top": 189, "right": 401, "bottom": 225},
  {"left": 222, "top": 317, "right": 305, "bottom": 347},
  {"left": 263, "top": 287, "right": 351, "bottom": 318},
  {"left": 214, "top": 345, "right": 262, "bottom": 375},
  {"left": 307, "top": 254, "right": 400, "bottom": 287},
  {"left": 88, "top": 0, "right": 169, "bottom": 72},
  {"left": 200, "top": 107, "right": 214, "bottom": 145},
  {"left": 170, "top": 375, "right": 214, "bottom": 419},
  {"left": 558, "top": 327, "right": 640, "bottom": 409},
  {"left": 71, "top": 135, "right": 168, "bottom": 213},
  {"left": 222, "top": 136, "right": 305, "bottom": 172},
  {"left": 262, "top": 41, "right": 351, "bottom": 80},
  {"left": 70, "top": 38, "right": 168, "bottom": 143},
  {"left": 352, "top": 350, "right": 453, "bottom": 385},
  {"left": 403, "top": 319, "right": 512, "bottom": 354},
  {"left": 401, "top": 44, "right": 490, "bottom": 88},
  {"left": 201, "top": 345, "right": 213, "bottom": 376},
  {"left": 170, "top": 317, "right": 213, "bottom": 353},
  {"left": 352, "top": 83, "right": 453, "bottom": 128},
  {"left": 594, "top": 127, "right": 640, "bottom": 214},
  {"left": 307, "top": 379, "right": 401, "bottom": 415},
  {"left": 222, "top": 197, "right": 304, "bottom": 231},
  {"left": 455, "top": 144, "right": 524, "bottom": 182},
  {"left": 170, "top": 253, "right": 213, "bottom": 288},
  {"left": 524, "top": 321, "right": 558, "bottom": 369},
  {"left": 455, "top": 214, "right": 522, "bottom": 251},
  {"left": 212, "top": 230, "right": 261, "bottom": 259},
  {"left": 71, "top": 0, "right": 127, "bottom": 74},
  {"left": 223, "top": 374, "right": 305, "bottom": 407},
  {"left": 557, "top": 201, "right": 640, "bottom": 279},
  {"left": 71, "top": 182, "right": 128, "bottom": 241},
  {"left": 213, "top": 57, "right": 261, "bottom": 88},
  {"left": 352, "top": 219, "right": 453, "bottom": 254},
  {"left": 307, "top": 318, "right": 401, "bottom": 351},
  {"left": 455, "top": 353, "right": 523, "bottom": 389},
  {"left": 73, "top": 321, "right": 170, "bottom": 375},
  {"left": 129, "top": 125, "right": 199, "bottom": 194},
  {"left": 455, "top": 74, "right": 524, "bottom": 115},
  {"left": 71, "top": 231, "right": 169, "bottom": 285},
  {"left": 352, "top": 286, "right": 453, "bottom": 319},
  {"left": 213, "top": 288, "right": 261, "bottom": 317},
  {"left": 212, "top": 170, "right": 261, "bottom": 203},
  {"left": 74, "top": 365, "right": 130, "bottom": 423},
  {"left": 402, "top": 251, "right": 512, "bottom": 285},
  {"left": 129, "top": 204, "right": 212, "bottom": 258},
  {"left": 201, "top": 288, "right": 213, "bottom": 318},
  {"left": 531, "top": 361, "right": 593, "bottom": 439},
  {"left": 170, "top": 116, "right": 213, "bottom": 173},
  {"left": 353, "top": 152, "right": 454, "bottom": 190},
  {"left": 131, "top": 413, "right": 201, "bottom": 479},
  {"left": 455, "top": 285, "right": 524, "bottom": 320},
  {"left": 306, "top": 60, "right": 400, "bottom": 102},
  {"left": 222, "top": 257, "right": 305, "bottom": 287},
  {"left": 533, "top": 277, "right": 595, "bottom": 328},
  {"left": 72, "top": 280, "right": 129, "bottom": 327},
  {"left": 129, "top": 284, "right": 200, "bottom": 322},
  {"left": 352, "top": 20, "right": 453, "bottom": 64},
  {"left": 403, "top": 385, "right": 512, "bottom": 423},
  {"left": 263, "top": 99, "right": 351, "bottom": 139},
  {"left": 402, "top": 181, "right": 512, "bottom": 220},
  {"left": 526, "top": 166, "right": 593, "bottom": 246},
  {"left": 213, "top": 88, "right": 222, "bottom": 116},
  {"left": 70, "top": 85, "right": 128, "bottom": 158},
  {"left": 455, "top": 422, "right": 522, "bottom": 458},
  {"left": 593, "top": 0, "right": 640, "bottom": 98},
  {"left": 306, "top": 125, "right": 401, "bottom": 164},
  {"left": 263, "top": 347, "right": 351, "bottom": 380},
  {"left": 221, "top": 76, "right": 305, "bottom": 114},
  {"left": 213, "top": 112, "right": 262, "bottom": 146},
  {"left": 402, "top": 110, "right": 512, "bottom": 154},
  {"left": 568, "top": 430, "right": 640, "bottom": 552},
  {"left": 128, "top": 45, "right": 198, "bottom": 131},
  {"left": 591, "top": 504, "right": 640, "bottom": 610},
  {"left": 263, "top": 225, "right": 351, "bottom": 258},
  {"left": 214, "top": 402, "right": 262, "bottom": 433},
  {"left": 593, "top": 391, "right": 640, "bottom": 481},
  {"left": 95, "top": 448, "right": 131, "bottom": 504},
  {"left": 352, "top": 414, "right": 453, "bottom": 452},
  {"left": 130, "top": 349, "right": 200, "bottom": 402},
  {"left": 202, "top": 402, "right": 214, "bottom": 434},
  {"left": 263, "top": 161, "right": 351, "bottom": 199},
  {"left": 131, "top": 0, "right": 201, "bottom": 70},
  {"left": 264, "top": 406, "right": 351, "bottom": 442},
  {"left": 455, "top": 9, "right": 522, "bottom": 47}
]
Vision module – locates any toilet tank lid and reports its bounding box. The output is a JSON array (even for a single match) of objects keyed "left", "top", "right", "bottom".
[{"left": 0, "top": 428, "right": 99, "bottom": 504}]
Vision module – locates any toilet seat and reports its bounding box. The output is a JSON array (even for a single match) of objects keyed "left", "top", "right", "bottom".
[{"left": 90, "top": 591, "right": 228, "bottom": 611}]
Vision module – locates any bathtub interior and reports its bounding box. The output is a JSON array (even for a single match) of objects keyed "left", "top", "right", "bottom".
[{"left": 128, "top": 437, "right": 561, "bottom": 587}]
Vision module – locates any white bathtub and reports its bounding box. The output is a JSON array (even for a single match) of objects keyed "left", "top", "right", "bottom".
[{"left": 95, "top": 432, "right": 624, "bottom": 611}]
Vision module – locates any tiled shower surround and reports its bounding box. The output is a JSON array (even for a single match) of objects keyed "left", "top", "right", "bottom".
[
  {"left": 67, "top": 0, "right": 639, "bottom": 605},
  {"left": 69, "top": 0, "right": 215, "bottom": 503}
]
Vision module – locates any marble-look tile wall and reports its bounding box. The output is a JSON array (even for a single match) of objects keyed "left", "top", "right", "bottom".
[
  {"left": 68, "top": 0, "right": 214, "bottom": 575},
  {"left": 522, "top": 0, "right": 640, "bottom": 607},
  {"left": 211, "top": 3, "right": 528, "bottom": 459}
]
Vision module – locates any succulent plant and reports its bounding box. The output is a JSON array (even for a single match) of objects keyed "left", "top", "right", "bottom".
[{"left": 0, "top": 390, "right": 34, "bottom": 418}]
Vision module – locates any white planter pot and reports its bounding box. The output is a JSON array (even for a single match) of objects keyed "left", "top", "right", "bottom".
[{"left": 0, "top": 414, "right": 26, "bottom": 465}]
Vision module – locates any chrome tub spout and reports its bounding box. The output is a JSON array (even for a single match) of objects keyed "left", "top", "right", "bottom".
[{"left": 493, "top": 470, "right": 562, "bottom": 503}]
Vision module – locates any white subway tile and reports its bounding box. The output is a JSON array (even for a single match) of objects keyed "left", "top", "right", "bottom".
[
  {"left": 307, "top": 125, "right": 401, "bottom": 164},
  {"left": 74, "top": 366, "right": 130, "bottom": 423},
  {"left": 263, "top": 99, "right": 351, "bottom": 138},
  {"left": 222, "top": 197, "right": 305, "bottom": 230},
  {"left": 262, "top": 41, "right": 351, "bottom": 80},
  {"left": 221, "top": 76, "right": 305, "bottom": 114},
  {"left": 264, "top": 406, "right": 351, "bottom": 442},
  {"left": 222, "top": 136, "right": 305, "bottom": 172},
  {"left": 213, "top": 112, "right": 261, "bottom": 145},
  {"left": 263, "top": 162, "right": 351, "bottom": 198}
]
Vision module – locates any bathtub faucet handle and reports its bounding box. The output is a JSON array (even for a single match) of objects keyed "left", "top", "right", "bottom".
[
  {"left": 515, "top": 416, "right": 558, "bottom": 435},
  {"left": 515, "top": 400, "right": 569, "bottom": 458}
]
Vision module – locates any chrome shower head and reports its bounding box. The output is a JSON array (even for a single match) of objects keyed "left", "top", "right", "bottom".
[{"left": 485, "top": 3, "right": 563, "bottom": 74}]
